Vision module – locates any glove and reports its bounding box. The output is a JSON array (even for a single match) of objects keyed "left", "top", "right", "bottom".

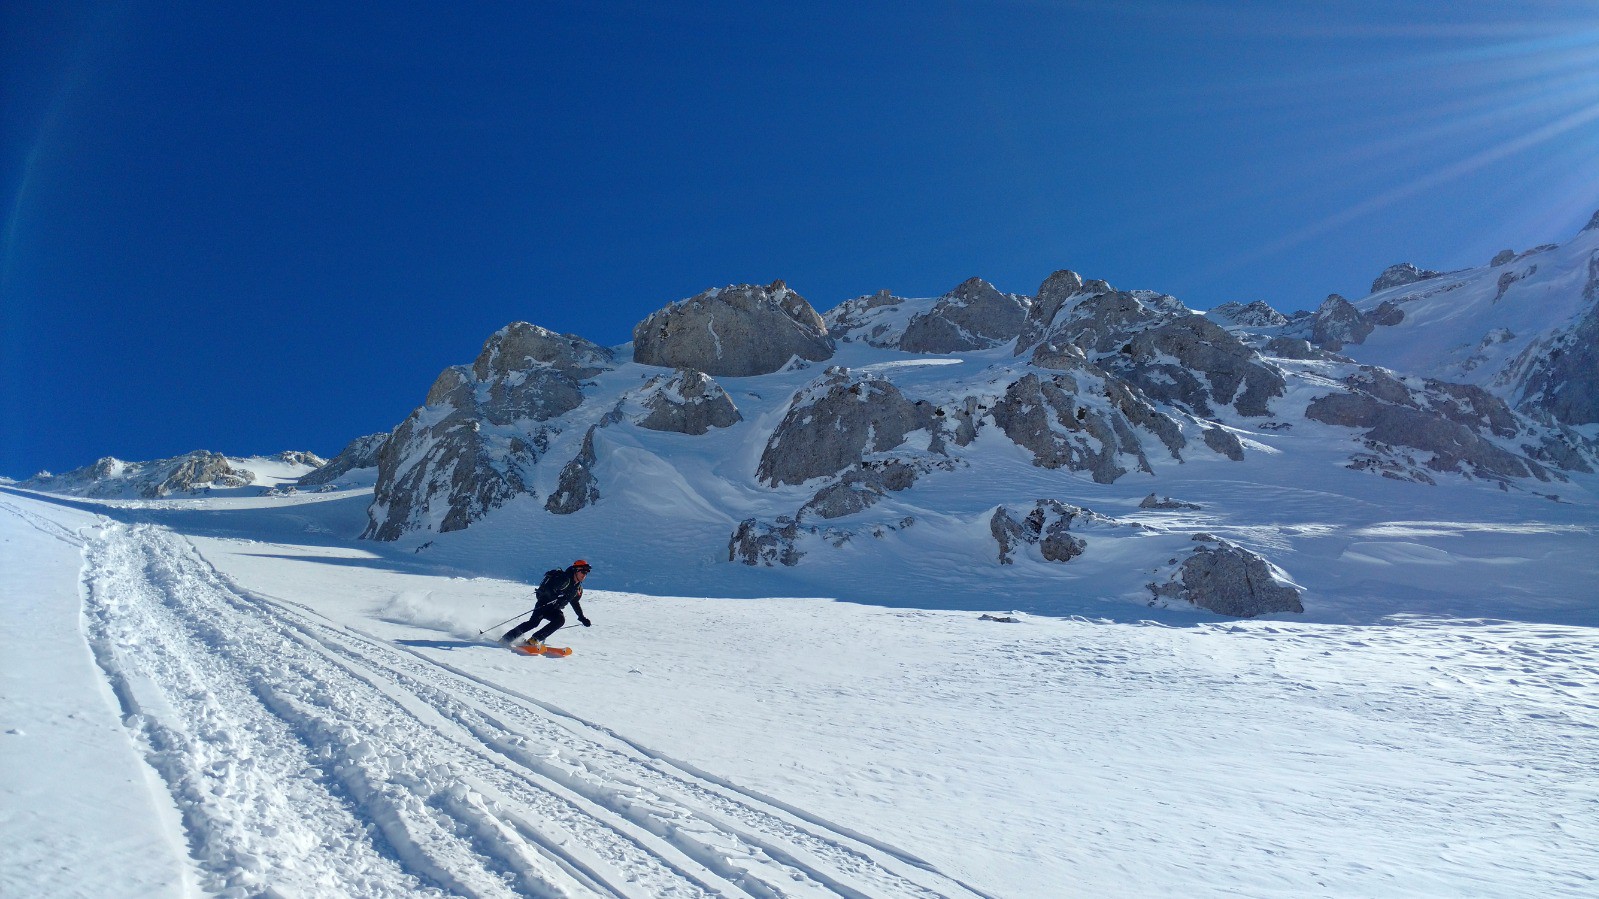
[{"left": 579, "top": 617, "right": 592, "bottom": 627}]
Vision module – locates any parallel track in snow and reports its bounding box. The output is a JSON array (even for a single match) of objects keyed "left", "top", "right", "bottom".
[{"left": 82, "top": 521, "right": 988, "bottom": 898}]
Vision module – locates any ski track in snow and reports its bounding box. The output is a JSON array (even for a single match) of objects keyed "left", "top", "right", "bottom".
[{"left": 81, "top": 520, "right": 985, "bottom": 899}]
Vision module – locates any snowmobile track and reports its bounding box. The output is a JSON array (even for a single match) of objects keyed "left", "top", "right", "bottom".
[{"left": 82, "top": 521, "right": 988, "bottom": 898}]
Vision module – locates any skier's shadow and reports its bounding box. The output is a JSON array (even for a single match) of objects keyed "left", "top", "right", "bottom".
[{"left": 396, "top": 639, "right": 482, "bottom": 651}]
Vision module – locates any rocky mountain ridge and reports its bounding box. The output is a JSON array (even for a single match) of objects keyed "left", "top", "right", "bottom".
[{"left": 345, "top": 213, "right": 1599, "bottom": 618}]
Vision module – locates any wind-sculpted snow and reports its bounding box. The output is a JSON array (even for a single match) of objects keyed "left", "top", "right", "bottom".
[{"left": 81, "top": 521, "right": 990, "bottom": 898}]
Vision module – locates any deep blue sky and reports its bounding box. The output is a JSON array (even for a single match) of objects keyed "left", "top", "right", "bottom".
[{"left": 5, "top": 1, "right": 1598, "bottom": 476}]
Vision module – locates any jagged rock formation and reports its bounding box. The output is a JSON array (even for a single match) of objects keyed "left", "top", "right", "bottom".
[
  {"left": 990, "top": 500, "right": 1105, "bottom": 564},
  {"left": 1304, "top": 369, "right": 1575, "bottom": 485},
  {"left": 990, "top": 370, "right": 1185, "bottom": 483},
  {"left": 620, "top": 370, "right": 741, "bottom": 435},
  {"left": 1148, "top": 535, "right": 1304, "bottom": 617},
  {"left": 1371, "top": 263, "right": 1444, "bottom": 294},
  {"left": 364, "top": 323, "right": 613, "bottom": 540},
  {"left": 757, "top": 368, "right": 933, "bottom": 486},
  {"left": 1208, "top": 300, "right": 1289, "bottom": 328},
  {"left": 299, "top": 434, "right": 387, "bottom": 486},
  {"left": 546, "top": 426, "right": 600, "bottom": 514},
  {"left": 898, "top": 278, "right": 1030, "bottom": 353},
  {"left": 1308, "top": 294, "right": 1374, "bottom": 351},
  {"left": 634, "top": 281, "right": 833, "bottom": 377},
  {"left": 1020, "top": 283, "right": 1286, "bottom": 418}
]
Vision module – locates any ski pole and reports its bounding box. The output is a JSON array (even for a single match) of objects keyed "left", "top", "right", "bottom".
[{"left": 478, "top": 607, "right": 535, "bottom": 637}]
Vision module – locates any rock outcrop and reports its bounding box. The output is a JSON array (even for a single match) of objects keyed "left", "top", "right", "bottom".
[
  {"left": 1208, "top": 300, "right": 1289, "bottom": 328},
  {"left": 990, "top": 370, "right": 1184, "bottom": 483},
  {"left": 634, "top": 281, "right": 833, "bottom": 377},
  {"left": 1511, "top": 257, "right": 1599, "bottom": 426},
  {"left": 1304, "top": 368, "right": 1574, "bottom": 485},
  {"left": 1308, "top": 294, "right": 1374, "bottom": 351},
  {"left": 621, "top": 369, "right": 741, "bottom": 435},
  {"left": 898, "top": 278, "right": 1030, "bottom": 353},
  {"left": 1371, "top": 263, "right": 1444, "bottom": 294},
  {"left": 757, "top": 368, "right": 933, "bottom": 486},
  {"left": 1148, "top": 535, "right": 1304, "bottom": 618},
  {"left": 299, "top": 434, "right": 387, "bottom": 486},
  {"left": 990, "top": 500, "right": 1103, "bottom": 564},
  {"left": 1021, "top": 286, "right": 1286, "bottom": 418}
]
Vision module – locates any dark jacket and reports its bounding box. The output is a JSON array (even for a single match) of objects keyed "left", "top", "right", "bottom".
[{"left": 537, "top": 566, "right": 586, "bottom": 620}]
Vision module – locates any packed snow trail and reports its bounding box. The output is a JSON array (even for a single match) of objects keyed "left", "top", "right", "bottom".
[{"left": 81, "top": 521, "right": 987, "bottom": 899}]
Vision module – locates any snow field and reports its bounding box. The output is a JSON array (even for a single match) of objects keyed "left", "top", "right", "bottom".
[{"left": 4, "top": 489, "right": 1599, "bottom": 897}]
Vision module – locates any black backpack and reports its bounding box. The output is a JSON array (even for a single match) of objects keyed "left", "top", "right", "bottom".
[{"left": 534, "top": 568, "right": 566, "bottom": 605}]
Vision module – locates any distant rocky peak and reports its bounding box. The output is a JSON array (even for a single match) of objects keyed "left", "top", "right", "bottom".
[
  {"left": 1584, "top": 208, "right": 1599, "bottom": 232},
  {"left": 1371, "top": 263, "right": 1444, "bottom": 294},
  {"left": 471, "top": 322, "right": 614, "bottom": 380}
]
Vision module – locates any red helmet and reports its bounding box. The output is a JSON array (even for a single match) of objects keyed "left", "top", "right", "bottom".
[{"left": 572, "top": 559, "right": 591, "bottom": 572}]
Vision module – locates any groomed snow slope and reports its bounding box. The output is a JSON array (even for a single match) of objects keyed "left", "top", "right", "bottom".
[{"left": 4, "top": 488, "right": 1597, "bottom": 897}]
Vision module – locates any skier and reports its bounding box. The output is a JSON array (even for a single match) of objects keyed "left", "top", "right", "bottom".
[{"left": 501, "top": 559, "right": 592, "bottom": 651}]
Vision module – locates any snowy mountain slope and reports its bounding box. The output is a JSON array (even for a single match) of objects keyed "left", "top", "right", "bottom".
[
  {"left": 20, "top": 450, "right": 325, "bottom": 499},
  {"left": 5, "top": 488, "right": 1597, "bottom": 897},
  {"left": 1207, "top": 214, "right": 1599, "bottom": 430}
]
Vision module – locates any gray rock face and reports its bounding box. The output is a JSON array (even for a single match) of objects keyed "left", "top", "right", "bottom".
[
  {"left": 729, "top": 517, "right": 805, "bottom": 566},
  {"left": 634, "top": 281, "right": 833, "bottom": 377},
  {"left": 299, "top": 434, "right": 387, "bottom": 486},
  {"left": 1202, "top": 426, "right": 1245, "bottom": 461},
  {"left": 1491, "top": 249, "right": 1517, "bottom": 266},
  {"left": 1308, "top": 294, "right": 1375, "bottom": 351},
  {"left": 625, "top": 369, "right": 741, "bottom": 435},
  {"left": 365, "top": 322, "right": 612, "bottom": 541},
  {"left": 991, "top": 371, "right": 1183, "bottom": 483},
  {"left": 1208, "top": 300, "right": 1289, "bottom": 328},
  {"left": 757, "top": 368, "right": 933, "bottom": 486},
  {"left": 1371, "top": 263, "right": 1444, "bottom": 294},
  {"left": 822, "top": 290, "right": 908, "bottom": 347},
  {"left": 151, "top": 452, "right": 256, "bottom": 497},
  {"left": 1304, "top": 371, "right": 1560, "bottom": 484},
  {"left": 1149, "top": 536, "right": 1304, "bottom": 618},
  {"left": 990, "top": 500, "right": 1102, "bottom": 564},
  {"left": 898, "top": 278, "right": 1030, "bottom": 353},
  {"left": 1584, "top": 209, "right": 1599, "bottom": 232},
  {"left": 546, "top": 426, "right": 600, "bottom": 514}
]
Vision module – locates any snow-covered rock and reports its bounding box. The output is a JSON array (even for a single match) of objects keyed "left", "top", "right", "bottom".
[
  {"left": 898, "top": 277, "right": 1030, "bottom": 353},
  {"left": 989, "top": 500, "right": 1104, "bottom": 564},
  {"left": 545, "top": 425, "right": 601, "bottom": 514},
  {"left": 1308, "top": 293, "right": 1375, "bottom": 351},
  {"left": 1207, "top": 300, "right": 1289, "bottom": 328},
  {"left": 620, "top": 369, "right": 741, "bottom": 435},
  {"left": 1148, "top": 535, "right": 1304, "bottom": 617},
  {"left": 634, "top": 281, "right": 833, "bottom": 377}
]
